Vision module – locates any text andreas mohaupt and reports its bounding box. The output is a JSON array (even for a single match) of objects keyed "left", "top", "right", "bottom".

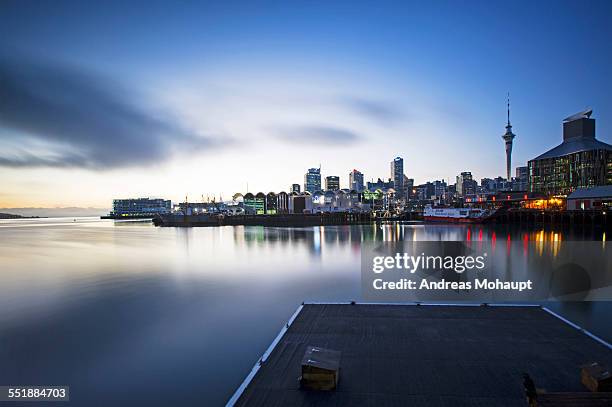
[{"left": 371, "top": 253, "right": 533, "bottom": 292}]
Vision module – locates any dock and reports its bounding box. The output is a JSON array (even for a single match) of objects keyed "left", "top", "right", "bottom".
[
  {"left": 153, "top": 212, "right": 374, "bottom": 227},
  {"left": 228, "top": 303, "right": 612, "bottom": 407}
]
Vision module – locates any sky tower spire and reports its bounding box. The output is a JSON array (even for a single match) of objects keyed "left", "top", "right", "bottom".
[{"left": 502, "top": 93, "right": 516, "bottom": 181}]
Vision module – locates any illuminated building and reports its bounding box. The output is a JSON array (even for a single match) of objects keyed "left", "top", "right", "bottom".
[
  {"left": 244, "top": 193, "right": 266, "bottom": 214},
  {"left": 367, "top": 178, "right": 393, "bottom": 191},
  {"left": 456, "top": 172, "right": 476, "bottom": 196},
  {"left": 566, "top": 186, "right": 612, "bottom": 211},
  {"left": 528, "top": 109, "right": 612, "bottom": 196},
  {"left": 111, "top": 198, "right": 171, "bottom": 217},
  {"left": 265, "top": 192, "right": 277, "bottom": 214},
  {"left": 501, "top": 96, "right": 517, "bottom": 181},
  {"left": 304, "top": 168, "right": 321, "bottom": 193},
  {"left": 325, "top": 176, "right": 340, "bottom": 191}
]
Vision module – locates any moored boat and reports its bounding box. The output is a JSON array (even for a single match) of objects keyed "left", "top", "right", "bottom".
[{"left": 424, "top": 206, "right": 497, "bottom": 223}]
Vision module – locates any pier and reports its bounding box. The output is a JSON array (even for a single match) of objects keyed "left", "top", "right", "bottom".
[
  {"left": 496, "top": 209, "right": 610, "bottom": 229},
  {"left": 153, "top": 212, "right": 374, "bottom": 227},
  {"left": 228, "top": 303, "right": 612, "bottom": 407}
]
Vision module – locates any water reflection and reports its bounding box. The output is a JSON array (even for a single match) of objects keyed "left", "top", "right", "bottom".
[{"left": 0, "top": 218, "right": 609, "bottom": 407}]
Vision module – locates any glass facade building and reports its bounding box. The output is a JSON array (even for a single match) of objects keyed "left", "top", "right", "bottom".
[
  {"left": 325, "top": 176, "right": 340, "bottom": 191},
  {"left": 528, "top": 112, "right": 612, "bottom": 196},
  {"left": 304, "top": 168, "right": 321, "bottom": 193},
  {"left": 111, "top": 198, "right": 171, "bottom": 217},
  {"left": 349, "top": 169, "right": 364, "bottom": 192},
  {"left": 390, "top": 157, "right": 404, "bottom": 197}
]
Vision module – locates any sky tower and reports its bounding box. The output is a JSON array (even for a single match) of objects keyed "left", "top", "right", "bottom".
[{"left": 502, "top": 94, "right": 516, "bottom": 181}]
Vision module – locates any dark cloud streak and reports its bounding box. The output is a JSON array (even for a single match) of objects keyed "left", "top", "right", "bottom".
[
  {"left": 340, "top": 96, "right": 404, "bottom": 125},
  {"left": 0, "top": 56, "right": 222, "bottom": 169},
  {"left": 274, "top": 125, "right": 360, "bottom": 145}
]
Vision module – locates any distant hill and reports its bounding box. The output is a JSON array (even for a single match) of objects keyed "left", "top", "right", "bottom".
[
  {"left": 0, "top": 207, "right": 108, "bottom": 218},
  {"left": 0, "top": 213, "right": 28, "bottom": 219}
]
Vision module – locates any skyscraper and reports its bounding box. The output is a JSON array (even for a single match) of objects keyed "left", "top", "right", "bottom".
[
  {"left": 304, "top": 168, "right": 321, "bottom": 193},
  {"left": 349, "top": 169, "right": 364, "bottom": 192},
  {"left": 404, "top": 176, "right": 414, "bottom": 199},
  {"left": 502, "top": 95, "right": 517, "bottom": 181},
  {"left": 456, "top": 171, "right": 476, "bottom": 196},
  {"left": 390, "top": 157, "right": 404, "bottom": 196},
  {"left": 325, "top": 176, "right": 340, "bottom": 191},
  {"left": 291, "top": 183, "right": 301, "bottom": 193}
]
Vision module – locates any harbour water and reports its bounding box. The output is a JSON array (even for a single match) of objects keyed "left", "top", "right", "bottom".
[{"left": 0, "top": 218, "right": 609, "bottom": 406}]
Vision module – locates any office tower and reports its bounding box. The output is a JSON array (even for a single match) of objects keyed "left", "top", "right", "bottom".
[
  {"left": 349, "top": 169, "right": 364, "bottom": 192},
  {"left": 291, "top": 184, "right": 301, "bottom": 193},
  {"left": 390, "top": 157, "right": 404, "bottom": 196},
  {"left": 304, "top": 168, "right": 321, "bottom": 193},
  {"left": 456, "top": 172, "right": 476, "bottom": 197},
  {"left": 325, "top": 176, "right": 340, "bottom": 191}
]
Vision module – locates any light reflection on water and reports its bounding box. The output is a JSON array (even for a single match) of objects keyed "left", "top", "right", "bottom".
[{"left": 0, "top": 218, "right": 609, "bottom": 406}]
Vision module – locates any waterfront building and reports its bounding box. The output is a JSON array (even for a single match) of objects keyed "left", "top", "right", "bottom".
[
  {"left": 528, "top": 109, "right": 612, "bottom": 196},
  {"left": 243, "top": 193, "right": 266, "bottom": 214},
  {"left": 254, "top": 193, "right": 266, "bottom": 214},
  {"left": 110, "top": 198, "right": 171, "bottom": 217},
  {"left": 362, "top": 189, "right": 385, "bottom": 210},
  {"left": 304, "top": 168, "right": 321, "bottom": 193},
  {"left": 502, "top": 96, "right": 517, "bottom": 181},
  {"left": 390, "top": 157, "right": 404, "bottom": 197},
  {"left": 291, "top": 184, "right": 301, "bottom": 193},
  {"left": 349, "top": 169, "right": 364, "bottom": 192},
  {"left": 566, "top": 185, "right": 612, "bottom": 211},
  {"left": 325, "top": 176, "right": 340, "bottom": 191},
  {"left": 243, "top": 193, "right": 255, "bottom": 214},
  {"left": 289, "top": 193, "right": 313, "bottom": 214},
  {"left": 265, "top": 192, "right": 277, "bottom": 214},
  {"left": 277, "top": 192, "right": 289, "bottom": 213},
  {"left": 175, "top": 201, "right": 225, "bottom": 214}
]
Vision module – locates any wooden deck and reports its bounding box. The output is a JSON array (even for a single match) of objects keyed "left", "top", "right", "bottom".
[{"left": 228, "top": 303, "right": 612, "bottom": 407}]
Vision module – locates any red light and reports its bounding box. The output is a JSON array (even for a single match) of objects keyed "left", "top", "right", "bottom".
[
  {"left": 492, "top": 196, "right": 496, "bottom": 201},
  {"left": 524, "top": 194, "right": 528, "bottom": 200}
]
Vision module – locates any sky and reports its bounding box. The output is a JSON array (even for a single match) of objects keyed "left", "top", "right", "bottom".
[{"left": 1, "top": 0, "right": 611, "bottom": 209}]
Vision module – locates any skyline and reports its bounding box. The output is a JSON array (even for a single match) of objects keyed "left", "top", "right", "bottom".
[{"left": 1, "top": 0, "right": 612, "bottom": 208}]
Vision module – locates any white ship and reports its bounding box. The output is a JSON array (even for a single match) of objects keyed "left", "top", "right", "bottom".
[{"left": 424, "top": 206, "right": 497, "bottom": 223}]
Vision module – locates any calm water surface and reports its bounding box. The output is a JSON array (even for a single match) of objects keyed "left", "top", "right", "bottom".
[{"left": 0, "top": 218, "right": 609, "bottom": 406}]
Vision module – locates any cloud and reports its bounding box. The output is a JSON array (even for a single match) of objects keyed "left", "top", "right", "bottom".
[
  {"left": 0, "top": 56, "right": 225, "bottom": 169},
  {"left": 273, "top": 125, "right": 360, "bottom": 145},
  {"left": 340, "top": 96, "right": 404, "bottom": 125}
]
